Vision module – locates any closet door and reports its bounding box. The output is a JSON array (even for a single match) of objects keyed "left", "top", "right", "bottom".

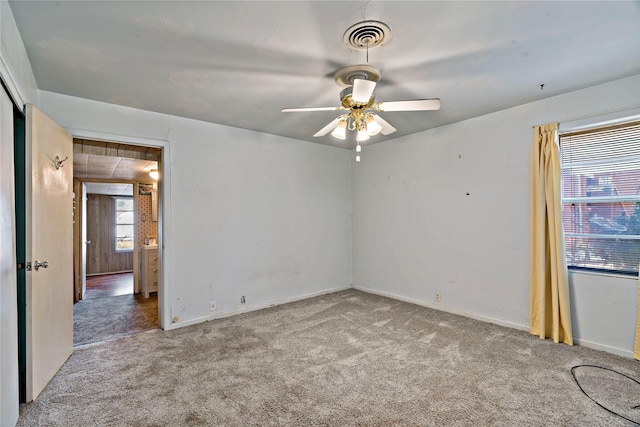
[{"left": 0, "top": 79, "right": 19, "bottom": 426}]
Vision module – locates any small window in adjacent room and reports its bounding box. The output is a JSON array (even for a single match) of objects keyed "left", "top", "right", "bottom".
[
  {"left": 115, "top": 197, "right": 134, "bottom": 252},
  {"left": 560, "top": 120, "right": 640, "bottom": 276}
]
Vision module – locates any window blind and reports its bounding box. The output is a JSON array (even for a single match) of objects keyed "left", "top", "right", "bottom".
[{"left": 560, "top": 120, "right": 640, "bottom": 275}]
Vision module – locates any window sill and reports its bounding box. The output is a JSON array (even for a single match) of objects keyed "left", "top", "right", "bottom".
[{"left": 568, "top": 268, "right": 638, "bottom": 280}]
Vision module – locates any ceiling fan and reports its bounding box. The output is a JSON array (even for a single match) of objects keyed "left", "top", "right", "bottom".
[{"left": 281, "top": 64, "right": 441, "bottom": 149}]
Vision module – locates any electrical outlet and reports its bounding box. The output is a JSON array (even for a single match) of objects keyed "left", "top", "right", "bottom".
[
  {"left": 435, "top": 292, "right": 441, "bottom": 302},
  {"left": 210, "top": 300, "right": 217, "bottom": 312},
  {"left": 241, "top": 295, "right": 246, "bottom": 304}
]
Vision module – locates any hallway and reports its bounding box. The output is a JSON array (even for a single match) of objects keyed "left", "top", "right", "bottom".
[
  {"left": 84, "top": 272, "right": 133, "bottom": 299},
  {"left": 74, "top": 273, "right": 158, "bottom": 346}
]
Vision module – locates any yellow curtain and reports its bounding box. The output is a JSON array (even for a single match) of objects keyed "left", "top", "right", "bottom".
[
  {"left": 634, "top": 265, "right": 640, "bottom": 360},
  {"left": 529, "top": 123, "right": 573, "bottom": 345}
]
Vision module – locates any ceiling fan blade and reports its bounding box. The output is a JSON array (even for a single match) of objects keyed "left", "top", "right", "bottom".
[
  {"left": 377, "top": 99, "right": 441, "bottom": 112},
  {"left": 282, "top": 106, "right": 341, "bottom": 112},
  {"left": 313, "top": 117, "right": 341, "bottom": 137},
  {"left": 374, "top": 115, "right": 397, "bottom": 135},
  {"left": 352, "top": 79, "right": 377, "bottom": 103}
]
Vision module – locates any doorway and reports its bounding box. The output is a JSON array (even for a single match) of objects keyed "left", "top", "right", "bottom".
[
  {"left": 13, "top": 106, "right": 169, "bottom": 403},
  {"left": 72, "top": 139, "right": 162, "bottom": 346}
]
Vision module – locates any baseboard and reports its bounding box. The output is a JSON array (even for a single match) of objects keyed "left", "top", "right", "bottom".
[
  {"left": 353, "top": 286, "right": 529, "bottom": 332},
  {"left": 354, "top": 286, "right": 636, "bottom": 359},
  {"left": 163, "top": 283, "right": 636, "bottom": 359},
  {"left": 571, "top": 337, "right": 633, "bottom": 359},
  {"left": 165, "top": 284, "right": 352, "bottom": 331},
  {"left": 86, "top": 270, "right": 133, "bottom": 277}
]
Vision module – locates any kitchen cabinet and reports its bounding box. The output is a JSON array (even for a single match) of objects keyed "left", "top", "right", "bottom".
[{"left": 141, "top": 245, "right": 158, "bottom": 298}]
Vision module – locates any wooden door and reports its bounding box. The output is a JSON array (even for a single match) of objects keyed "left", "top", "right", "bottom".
[
  {"left": 85, "top": 193, "right": 134, "bottom": 274},
  {"left": 24, "top": 104, "right": 73, "bottom": 401}
]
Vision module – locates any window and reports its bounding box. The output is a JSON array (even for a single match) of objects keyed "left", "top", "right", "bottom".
[
  {"left": 115, "top": 197, "right": 134, "bottom": 251},
  {"left": 560, "top": 121, "right": 640, "bottom": 276}
]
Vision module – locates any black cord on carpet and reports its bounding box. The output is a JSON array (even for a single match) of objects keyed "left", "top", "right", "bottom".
[{"left": 571, "top": 364, "right": 640, "bottom": 426}]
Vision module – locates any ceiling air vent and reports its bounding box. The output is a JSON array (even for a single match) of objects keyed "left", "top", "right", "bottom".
[{"left": 343, "top": 20, "right": 391, "bottom": 50}]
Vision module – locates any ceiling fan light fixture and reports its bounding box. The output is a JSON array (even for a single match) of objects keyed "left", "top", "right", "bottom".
[
  {"left": 331, "top": 117, "right": 348, "bottom": 139},
  {"left": 366, "top": 114, "right": 382, "bottom": 136},
  {"left": 357, "top": 127, "right": 370, "bottom": 142},
  {"left": 352, "top": 79, "right": 377, "bottom": 104}
]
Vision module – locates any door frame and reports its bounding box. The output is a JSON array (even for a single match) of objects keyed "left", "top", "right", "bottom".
[
  {"left": 68, "top": 130, "right": 170, "bottom": 330},
  {"left": 74, "top": 178, "right": 153, "bottom": 297}
]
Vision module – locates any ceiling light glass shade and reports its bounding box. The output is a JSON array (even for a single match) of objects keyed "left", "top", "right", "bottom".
[
  {"left": 366, "top": 114, "right": 382, "bottom": 136},
  {"left": 356, "top": 155, "right": 361, "bottom": 163},
  {"left": 352, "top": 79, "right": 377, "bottom": 104},
  {"left": 149, "top": 169, "right": 159, "bottom": 180},
  {"left": 356, "top": 144, "right": 361, "bottom": 153},
  {"left": 357, "top": 127, "right": 370, "bottom": 142},
  {"left": 331, "top": 118, "right": 347, "bottom": 139}
]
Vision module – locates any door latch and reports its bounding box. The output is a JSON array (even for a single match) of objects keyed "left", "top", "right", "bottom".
[{"left": 34, "top": 260, "right": 49, "bottom": 271}]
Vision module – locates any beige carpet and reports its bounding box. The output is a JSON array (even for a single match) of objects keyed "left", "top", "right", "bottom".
[
  {"left": 19, "top": 290, "right": 640, "bottom": 426},
  {"left": 73, "top": 293, "right": 158, "bottom": 346}
]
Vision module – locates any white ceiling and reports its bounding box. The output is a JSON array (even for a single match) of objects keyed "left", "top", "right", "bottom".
[{"left": 9, "top": 1, "right": 640, "bottom": 149}]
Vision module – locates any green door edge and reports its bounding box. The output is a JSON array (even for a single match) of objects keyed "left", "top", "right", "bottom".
[{"left": 13, "top": 104, "right": 26, "bottom": 403}]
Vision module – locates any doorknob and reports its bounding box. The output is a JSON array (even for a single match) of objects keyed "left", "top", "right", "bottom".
[
  {"left": 85, "top": 240, "right": 91, "bottom": 244},
  {"left": 34, "top": 260, "right": 49, "bottom": 271}
]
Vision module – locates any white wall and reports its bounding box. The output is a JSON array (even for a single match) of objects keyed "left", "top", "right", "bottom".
[
  {"left": 38, "top": 91, "right": 353, "bottom": 329},
  {"left": 352, "top": 74, "right": 640, "bottom": 357},
  {"left": 168, "top": 116, "right": 352, "bottom": 324},
  {"left": 569, "top": 271, "right": 637, "bottom": 356},
  {"left": 0, "top": 1, "right": 37, "bottom": 106}
]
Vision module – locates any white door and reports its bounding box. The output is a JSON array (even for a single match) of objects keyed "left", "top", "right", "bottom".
[
  {"left": 81, "top": 182, "right": 87, "bottom": 298},
  {"left": 0, "top": 82, "right": 19, "bottom": 426},
  {"left": 24, "top": 104, "right": 73, "bottom": 401}
]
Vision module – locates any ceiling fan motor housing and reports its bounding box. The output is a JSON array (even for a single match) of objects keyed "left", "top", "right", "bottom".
[
  {"left": 334, "top": 64, "right": 381, "bottom": 88},
  {"left": 340, "top": 87, "right": 374, "bottom": 109}
]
